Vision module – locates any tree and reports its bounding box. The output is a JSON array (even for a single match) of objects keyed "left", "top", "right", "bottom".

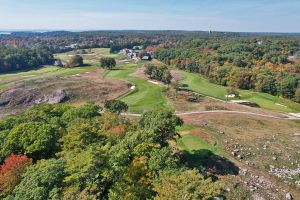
[
  {"left": 108, "top": 156, "right": 154, "bottom": 200},
  {"left": 162, "top": 70, "right": 173, "bottom": 85},
  {"left": 278, "top": 75, "right": 299, "bottom": 99},
  {"left": 65, "top": 55, "right": 83, "bottom": 67},
  {"left": 139, "top": 110, "right": 183, "bottom": 145},
  {"left": 295, "top": 86, "right": 300, "bottom": 102},
  {"left": 100, "top": 57, "right": 116, "bottom": 69},
  {"left": 255, "top": 74, "right": 277, "bottom": 95},
  {"left": 144, "top": 65, "right": 172, "bottom": 84},
  {"left": 59, "top": 119, "right": 103, "bottom": 152},
  {"left": 226, "top": 86, "right": 240, "bottom": 102},
  {"left": 0, "top": 154, "right": 32, "bottom": 198},
  {"left": 62, "top": 146, "right": 110, "bottom": 197},
  {"left": 153, "top": 169, "right": 222, "bottom": 200},
  {"left": 10, "top": 159, "right": 66, "bottom": 200},
  {"left": 104, "top": 100, "right": 128, "bottom": 114},
  {"left": 61, "top": 103, "right": 101, "bottom": 124},
  {"left": 1, "top": 122, "right": 59, "bottom": 160}
]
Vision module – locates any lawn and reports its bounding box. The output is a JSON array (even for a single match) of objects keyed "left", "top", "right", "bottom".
[
  {"left": 179, "top": 70, "right": 300, "bottom": 113},
  {"left": 104, "top": 63, "right": 173, "bottom": 113}
]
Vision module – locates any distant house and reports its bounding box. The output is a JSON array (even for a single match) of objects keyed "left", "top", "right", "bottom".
[
  {"left": 54, "top": 59, "right": 64, "bottom": 67},
  {"left": 142, "top": 55, "right": 152, "bottom": 61}
]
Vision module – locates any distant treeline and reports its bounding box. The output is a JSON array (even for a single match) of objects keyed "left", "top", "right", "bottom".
[
  {"left": 154, "top": 38, "right": 300, "bottom": 102},
  {"left": 0, "top": 46, "right": 53, "bottom": 73}
]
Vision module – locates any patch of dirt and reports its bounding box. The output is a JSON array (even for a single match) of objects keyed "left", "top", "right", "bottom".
[
  {"left": 171, "top": 70, "right": 184, "bottom": 81},
  {"left": 0, "top": 69, "right": 130, "bottom": 117},
  {"left": 130, "top": 66, "right": 148, "bottom": 80}
]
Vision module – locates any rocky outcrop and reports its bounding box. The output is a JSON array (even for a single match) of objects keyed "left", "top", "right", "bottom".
[
  {"left": 35, "top": 89, "right": 68, "bottom": 104},
  {"left": 0, "top": 87, "right": 68, "bottom": 109}
]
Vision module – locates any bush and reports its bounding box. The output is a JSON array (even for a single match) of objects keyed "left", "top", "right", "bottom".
[
  {"left": 104, "top": 100, "right": 128, "bottom": 114},
  {"left": 100, "top": 57, "right": 116, "bottom": 69},
  {"left": 65, "top": 55, "right": 83, "bottom": 67}
]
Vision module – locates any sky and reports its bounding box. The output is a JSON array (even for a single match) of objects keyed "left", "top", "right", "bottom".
[{"left": 0, "top": 0, "right": 300, "bottom": 32}]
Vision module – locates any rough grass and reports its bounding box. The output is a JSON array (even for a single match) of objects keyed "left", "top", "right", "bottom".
[
  {"left": 179, "top": 70, "right": 300, "bottom": 113},
  {"left": 104, "top": 63, "right": 173, "bottom": 113},
  {"left": 0, "top": 66, "right": 97, "bottom": 91}
]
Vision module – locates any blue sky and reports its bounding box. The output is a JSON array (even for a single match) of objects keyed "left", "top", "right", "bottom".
[{"left": 0, "top": 0, "right": 300, "bottom": 32}]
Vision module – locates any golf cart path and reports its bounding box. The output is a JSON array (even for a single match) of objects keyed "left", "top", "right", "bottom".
[{"left": 123, "top": 110, "right": 300, "bottom": 120}]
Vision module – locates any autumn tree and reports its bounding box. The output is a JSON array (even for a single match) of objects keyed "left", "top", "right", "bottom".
[{"left": 0, "top": 154, "right": 32, "bottom": 198}]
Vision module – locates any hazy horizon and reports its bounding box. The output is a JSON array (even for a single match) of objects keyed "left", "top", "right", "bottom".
[{"left": 1, "top": 0, "right": 300, "bottom": 32}]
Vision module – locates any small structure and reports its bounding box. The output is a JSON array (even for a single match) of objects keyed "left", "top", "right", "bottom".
[{"left": 142, "top": 55, "right": 152, "bottom": 61}]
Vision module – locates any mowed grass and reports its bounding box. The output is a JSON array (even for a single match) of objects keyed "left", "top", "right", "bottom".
[
  {"left": 104, "top": 63, "right": 172, "bottom": 113},
  {"left": 177, "top": 134, "right": 221, "bottom": 155},
  {"left": 179, "top": 70, "right": 300, "bottom": 113}
]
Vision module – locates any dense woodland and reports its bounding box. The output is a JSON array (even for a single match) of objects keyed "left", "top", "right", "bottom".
[
  {"left": 0, "top": 104, "right": 222, "bottom": 199},
  {"left": 0, "top": 46, "right": 53, "bottom": 73}
]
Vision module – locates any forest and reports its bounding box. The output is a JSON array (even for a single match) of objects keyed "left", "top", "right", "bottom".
[
  {"left": 0, "top": 31, "right": 299, "bottom": 102},
  {"left": 0, "top": 103, "right": 222, "bottom": 199},
  {"left": 154, "top": 37, "right": 300, "bottom": 102}
]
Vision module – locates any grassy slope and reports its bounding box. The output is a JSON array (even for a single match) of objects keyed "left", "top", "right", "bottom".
[
  {"left": 179, "top": 70, "right": 300, "bottom": 113},
  {"left": 104, "top": 63, "right": 172, "bottom": 113}
]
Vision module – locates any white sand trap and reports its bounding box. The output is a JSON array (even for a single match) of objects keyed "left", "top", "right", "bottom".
[
  {"left": 22, "top": 75, "right": 36, "bottom": 78},
  {"left": 130, "top": 85, "right": 136, "bottom": 90},
  {"left": 289, "top": 113, "right": 300, "bottom": 118},
  {"left": 275, "top": 103, "right": 287, "bottom": 107},
  {"left": 148, "top": 80, "right": 159, "bottom": 85}
]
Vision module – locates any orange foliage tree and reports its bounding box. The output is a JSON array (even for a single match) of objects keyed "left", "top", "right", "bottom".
[{"left": 0, "top": 154, "right": 32, "bottom": 197}]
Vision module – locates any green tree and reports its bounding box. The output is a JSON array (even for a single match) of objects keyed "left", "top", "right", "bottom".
[
  {"left": 59, "top": 119, "right": 104, "bottom": 152},
  {"left": 1, "top": 122, "right": 59, "bottom": 160},
  {"left": 139, "top": 110, "right": 183, "bottom": 145},
  {"left": 295, "top": 86, "right": 300, "bottom": 102},
  {"left": 100, "top": 57, "right": 116, "bottom": 69},
  {"left": 278, "top": 75, "right": 299, "bottom": 99},
  {"left": 109, "top": 156, "right": 154, "bottom": 200},
  {"left": 154, "top": 169, "right": 222, "bottom": 200},
  {"left": 61, "top": 104, "right": 101, "bottom": 124},
  {"left": 104, "top": 100, "right": 128, "bottom": 114},
  {"left": 10, "top": 159, "right": 66, "bottom": 200},
  {"left": 65, "top": 55, "right": 83, "bottom": 67}
]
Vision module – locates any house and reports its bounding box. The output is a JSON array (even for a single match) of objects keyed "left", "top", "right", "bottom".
[
  {"left": 54, "top": 59, "right": 64, "bottom": 67},
  {"left": 142, "top": 55, "right": 152, "bottom": 61}
]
